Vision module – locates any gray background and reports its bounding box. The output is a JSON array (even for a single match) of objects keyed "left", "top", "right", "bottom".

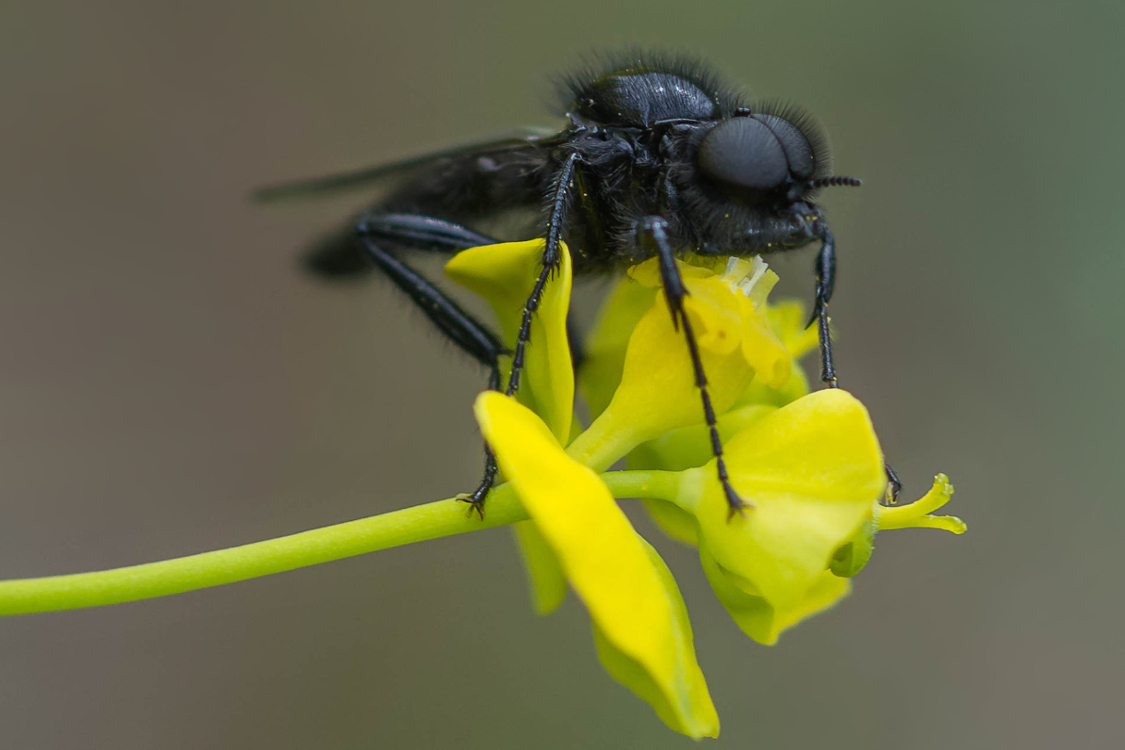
[{"left": 2, "top": 1, "right": 1122, "bottom": 748}]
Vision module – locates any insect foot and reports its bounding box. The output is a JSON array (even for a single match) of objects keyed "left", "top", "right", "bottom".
[
  {"left": 455, "top": 492, "right": 488, "bottom": 520},
  {"left": 723, "top": 482, "right": 754, "bottom": 521}
]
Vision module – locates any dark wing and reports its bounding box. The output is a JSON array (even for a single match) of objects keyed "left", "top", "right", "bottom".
[{"left": 252, "top": 127, "right": 560, "bottom": 203}]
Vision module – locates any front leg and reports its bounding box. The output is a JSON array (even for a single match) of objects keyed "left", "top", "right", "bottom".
[
  {"left": 812, "top": 224, "right": 838, "bottom": 388},
  {"left": 811, "top": 223, "right": 901, "bottom": 502},
  {"left": 504, "top": 152, "right": 578, "bottom": 397},
  {"left": 636, "top": 216, "right": 749, "bottom": 518}
]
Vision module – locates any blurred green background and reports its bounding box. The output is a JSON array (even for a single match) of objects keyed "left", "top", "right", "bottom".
[{"left": 2, "top": 1, "right": 1122, "bottom": 747}]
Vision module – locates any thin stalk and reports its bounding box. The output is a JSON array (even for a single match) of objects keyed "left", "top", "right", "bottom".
[{"left": 0, "top": 470, "right": 681, "bottom": 616}]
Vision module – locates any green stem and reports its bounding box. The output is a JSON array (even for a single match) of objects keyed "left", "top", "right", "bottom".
[
  {"left": 565, "top": 406, "right": 645, "bottom": 471},
  {"left": 0, "top": 487, "right": 523, "bottom": 616},
  {"left": 604, "top": 469, "right": 681, "bottom": 502},
  {"left": 0, "top": 470, "right": 681, "bottom": 617}
]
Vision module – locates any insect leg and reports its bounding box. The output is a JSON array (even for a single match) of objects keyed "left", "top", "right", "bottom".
[
  {"left": 884, "top": 461, "right": 902, "bottom": 504},
  {"left": 812, "top": 225, "right": 838, "bottom": 388},
  {"left": 636, "top": 215, "right": 749, "bottom": 518},
  {"left": 355, "top": 218, "right": 504, "bottom": 366},
  {"left": 358, "top": 213, "right": 497, "bottom": 251},
  {"left": 504, "top": 152, "right": 578, "bottom": 397},
  {"left": 811, "top": 225, "right": 903, "bottom": 501},
  {"left": 354, "top": 214, "right": 505, "bottom": 517}
]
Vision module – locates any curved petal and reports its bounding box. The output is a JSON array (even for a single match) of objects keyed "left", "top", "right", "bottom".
[
  {"left": 684, "top": 389, "right": 885, "bottom": 614},
  {"left": 512, "top": 520, "right": 568, "bottom": 615},
  {"left": 727, "top": 299, "right": 815, "bottom": 408},
  {"left": 566, "top": 299, "right": 754, "bottom": 471},
  {"left": 583, "top": 277, "right": 812, "bottom": 420},
  {"left": 828, "top": 517, "right": 876, "bottom": 578},
  {"left": 626, "top": 404, "right": 775, "bottom": 546},
  {"left": 568, "top": 253, "right": 795, "bottom": 472},
  {"left": 638, "top": 499, "right": 699, "bottom": 546},
  {"left": 580, "top": 276, "right": 658, "bottom": 420},
  {"left": 446, "top": 240, "right": 574, "bottom": 442},
  {"left": 629, "top": 404, "right": 778, "bottom": 473},
  {"left": 734, "top": 294, "right": 791, "bottom": 389},
  {"left": 474, "top": 392, "right": 718, "bottom": 738},
  {"left": 681, "top": 277, "right": 745, "bottom": 356},
  {"left": 700, "top": 544, "right": 851, "bottom": 645},
  {"left": 735, "top": 361, "right": 810, "bottom": 409},
  {"left": 594, "top": 537, "right": 719, "bottom": 738},
  {"left": 767, "top": 300, "right": 820, "bottom": 360}
]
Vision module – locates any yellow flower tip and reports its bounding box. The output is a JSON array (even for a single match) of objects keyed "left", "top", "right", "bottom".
[
  {"left": 935, "top": 472, "right": 954, "bottom": 499},
  {"left": 925, "top": 515, "right": 968, "bottom": 534},
  {"left": 876, "top": 473, "right": 967, "bottom": 534}
]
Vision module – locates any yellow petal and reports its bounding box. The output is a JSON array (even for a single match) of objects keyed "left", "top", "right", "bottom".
[
  {"left": 594, "top": 538, "right": 719, "bottom": 738},
  {"left": 627, "top": 256, "right": 715, "bottom": 288},
  {"left": 686, "top": 389, "right": 885, "bottom": 614},
  {"left": 700, "top": 546, "right": 851, "bottom": 645},
  {"left": 474, "top": 392, "right": 718, "bottom": 737},
  {"left": 579, "top": 275, "right": 658, "bottom": 420},
  {"left": 512, "top": 521, "right": 567, "bottom": 615},
  {"left": 734, "top": 361, "right": 809, "bottom": 409},
  {"left": 572, "top": 254, "right": 793, "bottom": 472},
  {"left": 567, "top": 297, "right": 753, "bottom": 471},
  {"left": 767, "top": 300, "right": 820, "bottom": 360},
  {"left": 446, "top": 240, "right": 574, "bottom": 442},
  {"left": 728, "top": 298, "right": 813, "bottom": 407},
  {"left": 677, "top": 259, "right": 791, "bottom": 388},
  {"left": 447, "top": 241, "right": 575, "bottom": 613},
  {"left": 627, "top": 404, "right": 774, "bottom": 546},
  {"left": 682, "top": 277, "right": 744, "bottom": 356},
  {"left": 736, "top": 294, "right": 791, "bottom": 389},
  {"left": 638, "top": 498, "right": 699, "bottom": 546},
  {"left": 829, "top": 517, "right": 876, "bottom": 578},
  {"left": 630, "top": 403, "right": 778, "bottom": 473}
]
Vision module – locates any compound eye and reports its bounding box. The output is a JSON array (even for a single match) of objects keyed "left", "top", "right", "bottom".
[
  {"left": 698, "top": 117, "right": 790, "bottom": 191},
  {"left": 753, "top": 114, "right": 815, "bottom": 181}
]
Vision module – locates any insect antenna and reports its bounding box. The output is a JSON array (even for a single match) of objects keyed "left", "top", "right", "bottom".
[{"left": 808, "top": 175, "right": 863, "bottom": 189}]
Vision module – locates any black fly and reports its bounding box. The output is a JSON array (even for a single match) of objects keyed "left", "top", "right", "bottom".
[{"left": 256, "top": 52, "right": 899, "bottom": 517}]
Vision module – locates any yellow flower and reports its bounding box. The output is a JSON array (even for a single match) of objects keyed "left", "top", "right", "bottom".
[
  {"left": 678, "top": 389, "right": 886, "bottom": 645},
  {"left": 446, "top": 238, "right": 966, "bottom": 737}
]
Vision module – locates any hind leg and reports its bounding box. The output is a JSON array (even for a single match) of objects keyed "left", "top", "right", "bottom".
[{"left": 354, "top": 213, "right": 505, "bottom": 517}]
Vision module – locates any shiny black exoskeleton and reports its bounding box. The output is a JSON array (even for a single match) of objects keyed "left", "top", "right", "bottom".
[{"left": 257, "top": 52, "right": 895, "bottom": 516}]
